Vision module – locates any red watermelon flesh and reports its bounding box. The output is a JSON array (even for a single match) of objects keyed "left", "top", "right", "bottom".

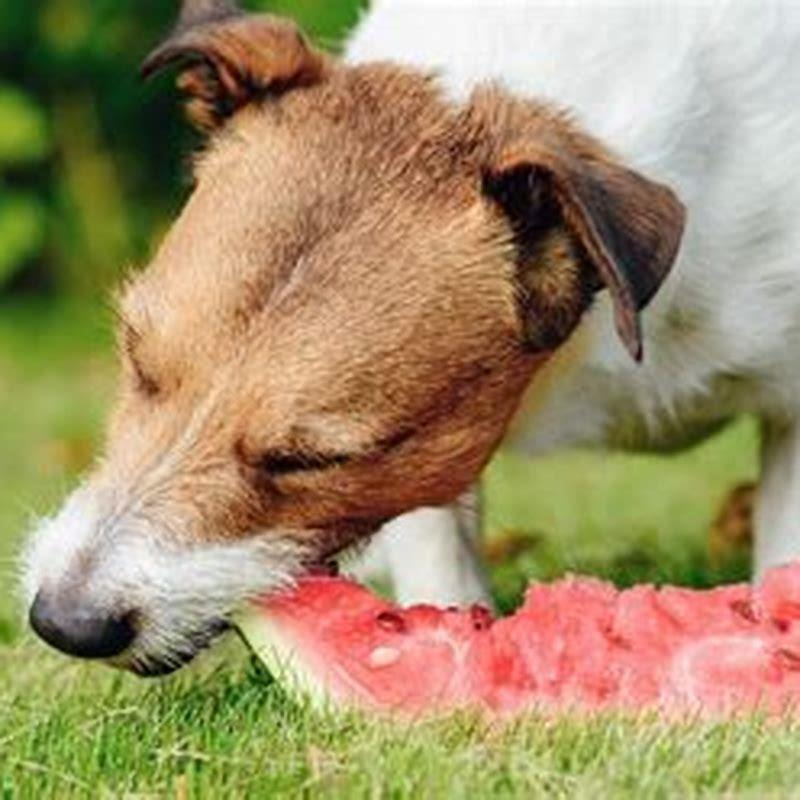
[{"left": 237, "top": 565, "right": 800, "bottom": 717}]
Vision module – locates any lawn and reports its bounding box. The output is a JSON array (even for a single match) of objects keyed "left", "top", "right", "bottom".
[{"left": 4, "top": 298, "right": 789, "bottom": 799}]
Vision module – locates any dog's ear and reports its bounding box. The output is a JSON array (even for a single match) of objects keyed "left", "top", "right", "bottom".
[
  {"left": 478, "top": 96, "right": 685, "bottom": 361},
  {"left": 141, "top": 0, "right": 330, "bottom": 131}
]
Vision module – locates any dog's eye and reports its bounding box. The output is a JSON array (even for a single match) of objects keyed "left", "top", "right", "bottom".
[
  {"left": 253, "top": 449, "right": 352, "bottom": 477},
  {"left": 131, "top": 359, "right": 160, "bottom": 398},
  {"left": 120, "top": 321, "right": 161, "bottom": 398},
  {"left": 124, "top": 349, "right": 160, "bottom": 398}
]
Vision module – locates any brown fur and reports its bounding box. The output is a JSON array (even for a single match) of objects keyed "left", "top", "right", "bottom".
[
  {"left": 141, "top": 9, "right": 331, "bottom": 130},
  {"left": 470, "top": 86, "right": 685, "bottom": 358},
  {"left": 89, "top": 5, "right": 684, "bottom": 562}
]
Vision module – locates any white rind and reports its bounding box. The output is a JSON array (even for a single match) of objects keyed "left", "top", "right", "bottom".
[{"left": 236, "top": 608, "right": 339, "bottom": 710}]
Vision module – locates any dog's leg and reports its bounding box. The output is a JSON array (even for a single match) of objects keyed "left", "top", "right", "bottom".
[
  {"left": 753, "top": 420, "right": 800, "bottom": 579},
  {"left": 383, "top": 491, "right": 492, "bottom": 607},
  {"left": 352, "top": 489, "right": 492, "bottom": 607}
]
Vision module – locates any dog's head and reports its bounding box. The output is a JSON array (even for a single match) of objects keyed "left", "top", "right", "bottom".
[{"left": 23, "top": 0, "right": 684, "bottom": 675}]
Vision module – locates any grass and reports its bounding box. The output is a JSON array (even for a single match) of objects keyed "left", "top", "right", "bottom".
[{"left": 0, "top": 298, "right": 780, "bottom": 799}]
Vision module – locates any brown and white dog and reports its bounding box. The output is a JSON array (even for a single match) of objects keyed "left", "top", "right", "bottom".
[{"left": 24, "top": 0, "right": 800, "bottom": 676}]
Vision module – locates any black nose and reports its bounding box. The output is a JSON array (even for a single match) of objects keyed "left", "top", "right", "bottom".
[{"left": 29, "top": 591, "right": 136, "bottom": 659}]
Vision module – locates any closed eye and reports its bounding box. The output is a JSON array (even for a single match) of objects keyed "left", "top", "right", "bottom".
[
  {"left": 119, "top": 322, "right": 161, "bottom": 398},
  {"left": 130, "top": 356, "right": 160, "bottom": 397},
  {"left": 254, "top": 449, "right": 353, "bottom": 477},
  {"left": 238, "top": 426, "right": 416, "bottom": 480}
]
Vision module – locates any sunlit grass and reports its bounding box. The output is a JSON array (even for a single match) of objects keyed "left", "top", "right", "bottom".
[{"left": 5, "top": 640, "right": 800, "bottom": 799}]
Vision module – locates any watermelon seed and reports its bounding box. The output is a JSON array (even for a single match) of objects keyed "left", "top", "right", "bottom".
[
  {"left": 602, "top": 624, "right": 632, "bottom": 650},
  {"left": 730, "top": 599, "right": 758, "bottom": 623},
  {"left": 376, "top": 611, "right": 407, "bottom": 633},
  {"left": 775, "top": 648, "right": 800, "bottom": 671},
  {"left": 368, "top": 646, "right": 401, "bottom": 668},
  {"left": 470, "top": 604, "right": 494, "bottom": 631},
  {"left": 773, "top": 618, "right": 791, "bottom": 634}
]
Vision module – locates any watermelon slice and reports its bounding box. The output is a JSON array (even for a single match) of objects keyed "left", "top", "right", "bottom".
[{"left": 237, "top": 565, "right": 800, "bottom": 717}]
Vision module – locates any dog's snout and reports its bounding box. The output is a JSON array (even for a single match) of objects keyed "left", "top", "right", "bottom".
[{"left": 29, "top": 591, "right": 136, "bottom": 660}]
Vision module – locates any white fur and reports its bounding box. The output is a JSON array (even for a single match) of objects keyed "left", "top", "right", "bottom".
[
  {"left": 352, "top": 496, "right": 491, "bottom": 607},
  {"left": 23, "top": 484, "right": 304, "bottom": 672},
  {"left": 349, "top": 0, "right": 800, "bottom": 589},
  {"left": 754, "top": 422, "right": 800, "bottom": 579}
]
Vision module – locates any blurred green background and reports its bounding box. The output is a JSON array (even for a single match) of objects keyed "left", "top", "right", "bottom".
[
  {"left": 0, "top": 0, "right": 756, "bottom": 645},
  {"left": 0, "top": 0, "right": 367, "bottom": 299}
]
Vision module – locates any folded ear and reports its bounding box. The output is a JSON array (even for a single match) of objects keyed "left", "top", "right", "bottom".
[
  {"left": 141, "top": 0, "right": 330, "bottom": 131},
  {"left": 481, "top": 111, "right": 685, "bottom": 361}
]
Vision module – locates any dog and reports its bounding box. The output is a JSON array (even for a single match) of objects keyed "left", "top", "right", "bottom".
[{"left": 23, "top": 0, "right": 800, "bottom": 676}]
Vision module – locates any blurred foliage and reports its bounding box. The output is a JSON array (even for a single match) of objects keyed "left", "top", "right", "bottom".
[{"left": 0, "top": 0, "right": 365, "bottom": 298}]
